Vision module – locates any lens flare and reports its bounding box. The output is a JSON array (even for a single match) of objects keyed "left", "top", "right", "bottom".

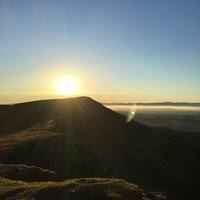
[{"left": 127, "top": 106, "right": 136, "bottom": 122}]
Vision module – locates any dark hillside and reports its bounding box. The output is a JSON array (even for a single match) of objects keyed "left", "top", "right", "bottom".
[
  {"left": 0, "top": 97, "right": 199, "bottom": 199},
  {"left": 0, "top": 177, "right": 167, "bottom": 200}
]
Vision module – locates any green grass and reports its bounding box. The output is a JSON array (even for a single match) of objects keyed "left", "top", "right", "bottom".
[
  {"left": 0, "top": 177, "right": 163, "bottom": 200},
  {"left": 0, "top": 163, "right": 57, "bottom": 182}
]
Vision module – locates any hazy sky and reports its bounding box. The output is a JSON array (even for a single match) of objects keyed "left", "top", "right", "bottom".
[{"left": 0, "top": 0, "right": 200, "bottom": 103}]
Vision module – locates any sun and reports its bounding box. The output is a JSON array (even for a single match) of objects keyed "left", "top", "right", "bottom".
[{"left": 56, "top": 77, "right": 78, "bottom": 95}]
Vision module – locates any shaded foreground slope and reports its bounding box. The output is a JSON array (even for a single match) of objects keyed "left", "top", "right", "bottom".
[
  {"left": 0, "top": 97, "right": 128, "bottom": 179},
  {"left": 0, "top": 163, "right": 57, "bottom": 182},
  {"left": 0, "top": 177, "right": 165, "bottom": 200},
  {"left": 0, "top": 97, "right": 199, "bottom": 199}
]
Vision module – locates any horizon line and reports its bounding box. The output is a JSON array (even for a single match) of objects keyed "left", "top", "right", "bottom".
[{"left": 0, "top": 95, "right": 200, "bottom": 106}]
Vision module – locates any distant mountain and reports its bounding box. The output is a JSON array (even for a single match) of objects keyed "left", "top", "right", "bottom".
[
  {"left": 0, "top": 97, "right": 200, "bottom": 199},
  {"left": 104, "top": 102, "right": 200, "bottom": 106}
]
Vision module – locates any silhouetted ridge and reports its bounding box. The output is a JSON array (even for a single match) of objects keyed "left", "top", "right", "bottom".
[{"left": 0, "top": 96, "right": 125, "bottom": 134}]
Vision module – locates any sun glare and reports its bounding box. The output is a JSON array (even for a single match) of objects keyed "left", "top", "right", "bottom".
[{"left": 56, "top": 77, "right": 78, "bottom": 95}]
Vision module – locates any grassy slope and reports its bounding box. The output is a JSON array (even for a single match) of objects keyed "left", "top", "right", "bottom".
[
  {"left": 0, "top": 177, "right": 165, "bottom": 200},
  {"left": 0, "top": 163, "right": 58, "bottom": 182},
  {"left": 0, "top": 97, "right": 199, "bottom": 199}
]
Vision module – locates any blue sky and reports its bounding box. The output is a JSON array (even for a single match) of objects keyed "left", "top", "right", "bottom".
[{"left": 0, "top": 0, "right": 200, "bottom": 102}]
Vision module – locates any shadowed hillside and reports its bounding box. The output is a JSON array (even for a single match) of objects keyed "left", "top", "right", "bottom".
[
  {"left": 0, "top": 97, "right": 199, "bottom": 199},
  {"left": 0, "top": 177, "right": 166, "bottom": 200},
  {"left": 0, "top": 163, "right": 58, "bottom": 182}
]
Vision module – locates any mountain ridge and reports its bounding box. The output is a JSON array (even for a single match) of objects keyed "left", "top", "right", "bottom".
[{"left": 0, "top": 96, "right": 199, "bottom": 199}]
